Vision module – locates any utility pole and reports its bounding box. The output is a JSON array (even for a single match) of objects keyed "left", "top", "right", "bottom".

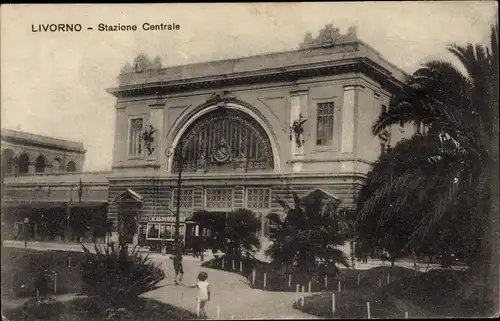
[{"left": 166, "top": 143, "right": 185, "bottom": 242}]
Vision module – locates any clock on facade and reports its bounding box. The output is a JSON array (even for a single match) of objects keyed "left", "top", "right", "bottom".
[{"left": 212, "top": 140, "right": 231, "bottom": 163}]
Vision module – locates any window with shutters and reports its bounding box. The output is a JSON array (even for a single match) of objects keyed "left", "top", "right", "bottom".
[
  {"left": 128, "top": 117, "right": 144, "bottom": 157},
  {"left": 205, "top": 188, "right": 234, "bottom": 209},
  {"left": 172, "top": 188, "right": 194, "bottom": 220},
  {"left": 316, "top": 102, "right": 335, "bottom": 146}
]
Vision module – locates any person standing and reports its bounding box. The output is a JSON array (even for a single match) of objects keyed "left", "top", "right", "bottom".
[{"left": 172, "top": 237, "right": 184, "bottom": 285}]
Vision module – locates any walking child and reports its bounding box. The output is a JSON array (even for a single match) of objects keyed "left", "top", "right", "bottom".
[
  {"left": 184, "top": 271, "right": 211, "bottom": 319},
  {"left": 172, "top": 237, "right": 184, "bottom": 285}
]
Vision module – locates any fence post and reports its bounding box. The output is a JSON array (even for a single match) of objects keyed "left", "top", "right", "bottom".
[
  {"left": 68, "top": 256, "right": 71, "bottom": 268},
  {"left": 332, "top": 293, "right": 335, "bottom": 314},
  {"left": 387, "top": 273, "right": 390, "bottom": 284},
  {"left": 288, "top": 274, "right": 292, "bottom": 288},
  {"left": 36, "top": 289, "right": 40, "bottom": 299},
  {"left": 405, "top": 311, "right": 409, "bottom": 319},
  {"left": 240, "top": 261, "right": 243, "bottom": 272},
  {"left": 252, "top": 269, "right": 256, "bottom": 285},
  {"left": 367, "top": 302, "right": 371, "bottom": 319},
  {"left": 378, "top": 278, "right": 382, "bottom": 288},
  {"left": 232, "top": 260, "right": 235, "bottom": 271},
  {"left": 338, "top": 280, "right": 341, "bottom": 292},
  {"left": 324, "top": 275, "right": 328, "bottom": 289},
  {"left": 217, "top": 304, "right": 220, "bottom": 319},
  {"left": 222, "top": 258, "right": 225, "bottom": 269},
  {"left": 10, "top": 275, "right": 14, "bottom": 297},
  {"left": 54, "top": 272, "right": 57, "bottom": 294},
  {"left": 357, "top": 273, "right": 360, "bottom": 286},
  {"left": 308, "top": 281, "right": 312, "bottom": 293},
  {"left": 263, "top": 273, "right": 267, "bottom": 288},
  {"left": 301, "top": 285, "right": 305, "bottom": 307}
]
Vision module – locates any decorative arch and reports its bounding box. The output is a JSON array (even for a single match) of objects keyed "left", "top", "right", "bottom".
[
  {"left": 18, "top": 153, "right": 30, "bottom": 175},
  {"left": 35, "top": 155, "right": 47, "bottom": 173},
  {"left": 67, "top": 160, "right": 77, "bottom": 172},
  {"left": 169, "top": 104, "right": 277, "bottom": 173}
]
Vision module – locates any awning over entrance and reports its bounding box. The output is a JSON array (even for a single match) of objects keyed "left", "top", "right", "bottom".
[
  {"left": 111, "top": 188, "right": 144, "bottom": 203},
  {"left": 301, "top": 188, "right": 342, "bottom": 208}
]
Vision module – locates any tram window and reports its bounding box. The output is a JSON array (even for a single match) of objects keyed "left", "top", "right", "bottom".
[
  {"left": 148, "top": 224, "right": 159, "bottom": 239},
  {"left": 159, "top": 224, "right": 167, "bottom": 239}
]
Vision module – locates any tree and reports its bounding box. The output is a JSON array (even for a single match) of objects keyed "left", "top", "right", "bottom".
[
  {"left": 265, "top": 191, "right": 349, "bottom": 275},
  {"left": 225, "top": 209, "right": 261, "bottom": 260},
  {"left": 357, "top": 20, "right": 498, "bottom": 312}
]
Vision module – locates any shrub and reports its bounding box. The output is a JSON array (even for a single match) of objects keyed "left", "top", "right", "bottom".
[
  {"left": 19, "top": 296, "right": 61, "bottom": 321},
  {"left": 80, "top": 243, "right": 165, "bottom": 308}
]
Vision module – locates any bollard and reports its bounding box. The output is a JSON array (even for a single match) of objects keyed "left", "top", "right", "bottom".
[
  {"left": 263, "top": 273, "right": 267, "bottom": 288},
  {"left": 217, "top": 304, "right": 220, "bottom": 319},
  {"left": 367, "top": 302, "right": 371, "bottom": 319},
  {"left": 338, "top": 280, "right": 341, "bottom": 292},
  {"left": 324, "top": 275, "right": 328, "bottom": 289},
  {"left": 405, "top": 311, "right": 409, "bottom": 319},
  {"left": 232, "top": 260, "right": 235, "bottom": 271},
  {"left": 252, "top": 269, "right": 256, "bottom": 285},
  {"left": 332, "top": 293, "right": 336, "bottom": 313},
  {"left": 288, "top": 274, "right": 292, "bottom": 288},
  {"left": 240, "top": 261, "right": 243, "bottom": 272},
  {"left": 357, "top": 273, "right": 360, "bottom": 286},
  {"left": 308, "top": 281, "right": 312, "bottom": 293},
  {"left": 301, "top": 286, "right": 305, "bottom": 307}
]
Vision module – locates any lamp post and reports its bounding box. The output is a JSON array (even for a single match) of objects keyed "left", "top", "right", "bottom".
[
  {"left": 66, "top": 185, "right": 74, "bottom": 243},
  {"left": 165, "top": 143, "right": 186, "bottom": 242}
]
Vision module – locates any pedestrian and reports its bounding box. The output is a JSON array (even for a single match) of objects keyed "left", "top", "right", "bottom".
[
  {"left": 183, "top": 271, "right": 211, "bottom": 319},
  {"left": 172, "top": 237, "right": 184, "bottom": 285}
]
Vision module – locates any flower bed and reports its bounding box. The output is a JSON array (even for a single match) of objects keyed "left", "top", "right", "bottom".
[
  {"left": 1, "top": 247, "right": 85, "bottom": 298},
  {"left": 2, "top": 296, "right": 197, "bottom": 321},
  {"left": 292, "top": 268, "right": 488, "bottom": 318}
]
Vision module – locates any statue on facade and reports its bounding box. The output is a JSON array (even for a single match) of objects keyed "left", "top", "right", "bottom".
[
  {"left": 290, "top": 113, "right": 307, "bottom": 148},
  {"left": 141, "top": 125, "right": 157, "bottom": 156}
]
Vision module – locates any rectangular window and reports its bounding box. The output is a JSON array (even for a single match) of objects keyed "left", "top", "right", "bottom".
[
  {"left": 246, "top": 188, "right": 271, "bottom": 209},
  {"left": 206, "top": 188, "right": 233, "bottom": 209},
  {"left": 171, "top": 188, "right": 194, "bottom": 222},
  {"left": 316, "top": 102, "right": 335, "bottom": 146},
  {"left": 128, "top": 118, "right": 144, "bottom": 157}
]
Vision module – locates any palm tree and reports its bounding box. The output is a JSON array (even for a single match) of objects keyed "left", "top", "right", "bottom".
[
  {"left": 266, "top": 191, "right": 349, "bottom": 275},
  {"left": 357, "top": 21, "right": 498, "bottom": 310}
]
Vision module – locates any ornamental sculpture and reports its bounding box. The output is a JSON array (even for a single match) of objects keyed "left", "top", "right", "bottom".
[
  {"left": 299, "top": 24, "right": 358, "bottom": 50},
  {"left": 141, "top": 125, "right": 157, "bottom": 156},
  {"left": 290, "top": 113, "right": 307, "bottom": 148},
  {"left": 207, "top": 91, "right": 236, "bottom": 109}
]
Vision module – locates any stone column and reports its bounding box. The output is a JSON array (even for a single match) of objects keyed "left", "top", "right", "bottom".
[
  {"left": 28, "top": 162, "right": 35, "bottom": 174},
  {"left": 341, "top": 86, "right": 356, "bottom": 154}
]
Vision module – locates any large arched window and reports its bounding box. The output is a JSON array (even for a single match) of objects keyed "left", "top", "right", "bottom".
[
  {"left": 1, "top": 149, "right": 15, "bottom": 176},
  {"left": 35, "top": 155, "right": 47, "bottom": 173},
  {"left": 18, "top": 153, "right": 30, "bottom": 175},
  {"left": 174, "top": 108, "right": 274, "bottom": 173},
  {"left": 67, "top": 161, "right": 77, "bottom": 172}
]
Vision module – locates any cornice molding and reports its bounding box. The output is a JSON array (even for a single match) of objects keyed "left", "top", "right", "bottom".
[{"left": 107, "top": 59, "right": 402, "bottom": 99}]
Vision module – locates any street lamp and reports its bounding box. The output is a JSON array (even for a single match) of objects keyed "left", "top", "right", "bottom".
[{"left": 165, "top": 143, "right": 187, "bottom": 242}]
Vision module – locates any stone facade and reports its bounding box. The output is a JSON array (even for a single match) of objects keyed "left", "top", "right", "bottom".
[{"left": 105, "top": 25, "right": 413, "bottom": 245}]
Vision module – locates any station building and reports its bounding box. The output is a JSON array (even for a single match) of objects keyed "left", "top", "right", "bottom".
[{"left": 2, "top": 24, "right": 412, "bottom": 251}]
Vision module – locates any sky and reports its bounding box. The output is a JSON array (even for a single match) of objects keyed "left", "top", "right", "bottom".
[{"left": 1, "top": 2, "right": 497, "bottom": 171}]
